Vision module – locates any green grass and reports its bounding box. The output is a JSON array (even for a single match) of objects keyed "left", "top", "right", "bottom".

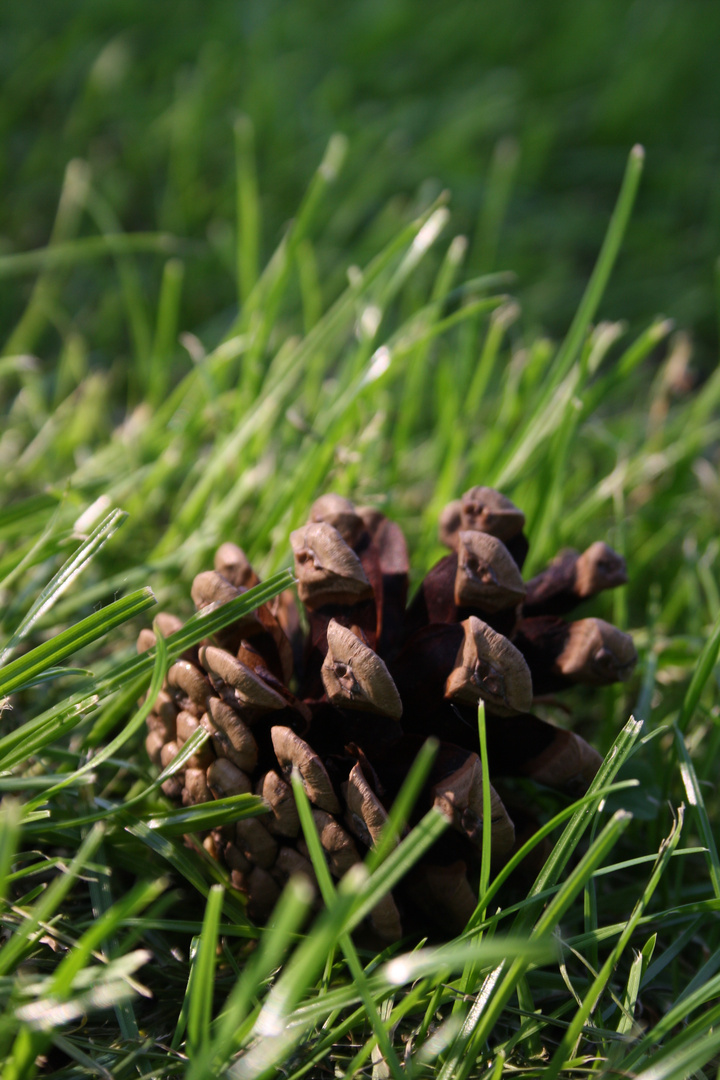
[
  {"left": 1, "top": 28, "right": 720, "bottom": 1077},
  {"left": 3, "top": 1, "right": 720, "bottom": 373}
]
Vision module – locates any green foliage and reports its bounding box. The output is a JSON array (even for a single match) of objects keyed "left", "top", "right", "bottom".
[
  {"left": 2, "top": 1, "right": 719, "bottom": 366},
  {"left": 0, "top": 25, "right": 719, "bottom": 1076}
]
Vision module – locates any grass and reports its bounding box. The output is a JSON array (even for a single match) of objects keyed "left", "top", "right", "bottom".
[
  {"left": 3, "top": 1, "right": 720, "bottom": 370},
  {"left": 1, "top": 27, "right": 720, "bottom": 1078}
]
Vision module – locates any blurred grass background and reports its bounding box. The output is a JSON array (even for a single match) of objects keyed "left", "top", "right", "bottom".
[{"left": 2, "top": 0, "right": 719, "bottom": 374}]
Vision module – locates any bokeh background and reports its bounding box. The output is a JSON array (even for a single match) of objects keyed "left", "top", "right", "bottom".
[{"left": 2, "top": 0, "right": 719, "bottom": 368}]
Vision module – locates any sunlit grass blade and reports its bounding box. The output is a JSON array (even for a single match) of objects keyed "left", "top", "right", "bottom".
[
  {"left": 517, "top": 716, "right": 643, "bottom": 924},
  {"left": 366, "top": 736, "right": 438, "bottom": 871},
  {"left": 290, "top": 768, "right": 404, "bottom": 1080},
  {"left": 50, "top": 878, "right": 166, "bottom": 998},
  {"left": 477, "top": 702, "right": 493, "bottom": 915},
  {"left": 0, "top": 570, "right": 291, "bottom": 775},
  {"left": 456, "top": 703, "right": 495, "bottom": 999},
  {"left": 616, "top": 933, "right": 656, "bottom": 1036},
  {"left": 464, "top": 779, "right": 641, "bottom": 936},
  {"left": 677, "top": 606, "right": 720, "bottom": 733},
  {"left": 120, "top": 814, "right": 254, "bottom": 931},
  {"left": 544, "top": 808, "right": 684, "bottom": 1079},
  {"left": 186, "top": 884, "right": 224, "bottom": 1058},
  {"left": 345, "top": 809, "right": 449, "bottom": 934},
  {"left": 0, "top": 799, "right": 21, "bottom": 906},
  {"left": 24, "top": 721, "right": 210, "bottom": 830},
  {"left": 235, "top": 115, "right": 260, "bottom": 305},
  {"left": 14, "top": 950, "right": 151, "bottom": 1030},
  {"left": 235, "top": 872, "right": 365, "bottom": 1079},
  {"left": 381, "top": 937, "right": 555, "bottom": 989},
  {"left": 23, "top": 612, "right": 168, "bottom": 810},
  {"left": 0, "top": 587, "right": 156, "bottom": 697},
  {"left": 545, "top": 144, "right": 645, "bottom": 391},
  {"left": 190, "top": 876, "right": 314, "bottom": 1080},
  {"left": 582, "top": 317, "right": 674, "bottom": 417},
  {"left": 148, "top": 257, "right": 184, "bottom": 408},
  {"left": 0, "top": 695, "right": 98, "bottom": 772},
  {"left": 437, "top": 810, "right": 632, "bottom": 1080},
  {"left": 673, "top": 724, "right": 720, "bottom": 898},
  {"left": 490, "top": 145, "right": 644, "bottom": 488},
  {"left": 86, "top": 568, "right": 294, "bottom": 742},
  {"left": 171, "top": 933, "right": 200, "bottom": 1053},
  {"left": 145, "top": 792, "right": 268, "bottom": 836}
]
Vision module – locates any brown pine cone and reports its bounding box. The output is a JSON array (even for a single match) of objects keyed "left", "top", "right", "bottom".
[{"left": 142, "top": 487, "right": 636, "bottom": 938}]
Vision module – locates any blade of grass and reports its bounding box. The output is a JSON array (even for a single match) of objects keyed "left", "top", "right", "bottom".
[
  {"left": 677, "top": 607, "right": 720, "bottom": 734},
  {"left": 190, "top": 876, "right": 314, "bottom": 1080},
  {"left": 465, "top": 717, "right": 643, "bottom": 936},
  {"left": 51, "top": 878, "right": 166, "bottom": 999},
  {"left": 86, "top": 848, "right": 144, "bottom": 1049},
  {"left": 437, "top": 810, "right": 632, "bottom": 1080},
  {"left": 616, "top": 933, "right": 656, "bottom": 1036},
  {"left": 187, "top": 884, "right": 224, "bottom": 1058},
  {"left": 148, "top": 257, "right": 184, "bottom": 408},
  {"left": 0, "top": 822, "right": 106, "bottom": 978},
  {"left": 119, "top": 814, "right": 253, "bottom": 929},
  {"left": 235, "top": 115, "right": 260, "bottom": 306},
  {"left": 0, "top": 800, "right": 21, "bottom": 906},
  {"left": 23, "top": 613, "right": 168, "bottom": 810},
  {"left": 86, "top": 568, "right": 294, "bottom": 742},
  {"left": 345, "top": 808, "right": 449, "bottom": 935},
  {"left": 491, "top": 145, "right": 645, "bottom": 488},
  {"left": 145, "top": 792, "right": 268, "bottom": 836},
  {"left": 630, "top": 1023, "right": 720, "bottom": 1080},
  {"left": 0, "top": 695, "right": 99, "bottom": 772},
  {"left": 455, "top": 703, "right": 493, "bottom": 1000},
  {"left": 0, "top": 587, "right": 156, "bottom": 698},
  {"left": 290, "top": 767, "right": 404, "bottom": 1080},
  {"left": 673, "top": 724, "right": 720, "bottom": 898},
  {"left": 518, "top": 717, "right": 643, "bottom": 924},
  {"left": 544, "top": 808, "right": 684, "bottom": 1079},
  {"left": 234, "top": 868, "right": 367, "bottom": 1079},
  {"left": 621, "top": 973, "right": 720, "bottom": 1073},
  {"left": 0, "top": 233, "right": 182, "bottom": 279},
  {"left": 366, "top": 736, "right": 438, "bottom": 871}
]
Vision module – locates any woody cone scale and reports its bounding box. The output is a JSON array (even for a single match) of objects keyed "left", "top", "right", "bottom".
[{"left": 142, "top": 488, "right": 636, "bottom": 938}]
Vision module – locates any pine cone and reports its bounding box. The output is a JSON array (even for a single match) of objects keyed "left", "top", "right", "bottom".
[{"left": 142, "top": 488, "right": 636, "bottom": 938}]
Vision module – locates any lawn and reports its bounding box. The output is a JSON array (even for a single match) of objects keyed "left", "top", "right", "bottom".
[{"left": 1, "top": 5, "right": 719, "bottom": 1078}]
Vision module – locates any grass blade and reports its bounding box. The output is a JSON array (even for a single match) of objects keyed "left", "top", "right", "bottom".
[
  {"left": 673, "top": 724, "right": 720, "bottom": 898},
  {"left": 190, "top": 876, "right": 314, "bottom": 1080},
  {"left": 0, "top": 508, "right": 128, "bottom": 664},
  {"left": 290, "top": 768, "right": 404, "bottom": 1080},
  {"left": 0, "top": 587, "right": 156, "bottom": 698},
  {"left": 0, "top": 822, "right": 106, "bottom": 978},
  {"left": 438, "top": 811, "right": 632, "bottom": 1080},
  {"left": 366, "top": 736, "right": 438, "bottom": 871},
  {"left": 545, "top": 808, "right": 684, "bottom": 1079},
  {"left": 187, "top": 884, "right": 224, "bottom": 1058},
  {"left": 677, "top": 607, "right": 720, "bottom": 733}
]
